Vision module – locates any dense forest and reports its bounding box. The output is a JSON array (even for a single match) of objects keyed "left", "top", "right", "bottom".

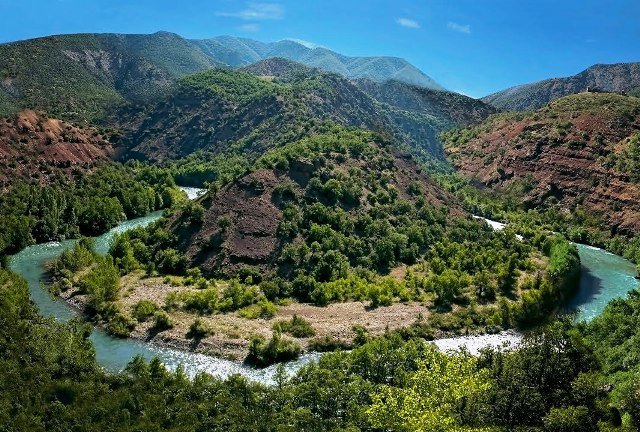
[{"left": 0, "top": 163, "right": 184, "bottom": 261}]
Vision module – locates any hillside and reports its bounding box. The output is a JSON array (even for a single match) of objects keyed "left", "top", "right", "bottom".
[
  {"left": 0, "top": 32, "right": 445, "bottom": 124},
  {"left": 483, "top": 62, "right": 640, "bottom": 111},
  {"left": 95, "top": 128, "right": 583, "bottom": 360},
  {"left": 119, "top": 64, "right": 494, "bottom": 162},
  {"left": 170, "top": 130, "right": 462, "bottom": 277},
  {"left": 444, "top": 92, "right": 640, "bottom": 235},
  {"left": 0, "top": 31, "right": 221, "bottom": 121},
  {"left": 0, "top": 110, "right": 114, "bottom": 187},
  {"left": 192, "top": 36, "right": 445, "bottom": 89},
  {"left": 356, "top": 79, "right": 498, "bottom": 126}
]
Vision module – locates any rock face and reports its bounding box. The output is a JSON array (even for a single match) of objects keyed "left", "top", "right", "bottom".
[
  {"left": 483, "top": 62, "right": 640, "bottom": 111},
  {"left": 444, "top": 92, "right": 640, "bottom": 235},
  {"left": 0, "top": 110, "right": 114, "bottom": 187}
]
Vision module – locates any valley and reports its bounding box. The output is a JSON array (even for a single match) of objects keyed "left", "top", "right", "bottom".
[{"left": 1, "top": 19, "right": 640, "bottom": 431}]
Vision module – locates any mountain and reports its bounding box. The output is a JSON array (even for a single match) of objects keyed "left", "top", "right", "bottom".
[
  {"left": 0, "top": 31, "right": 448, "bottom": 127},
  {"left": 192, "top": 36, "right": 445, "bottom": 90},
  {"left": 444, "top": 92, "right": 640, "bottom": 235},
  {"left": 355, "top": 79, "right": 497, "bottom": 126},
  {"left": 483, "top": 62, "right": 640, "bottom": 111},
  {"left": 0, "top": 31, "right": 221, "bottom": 121},
  {"left": 118, "top": 63, "right": 494, "bottom": 162}
]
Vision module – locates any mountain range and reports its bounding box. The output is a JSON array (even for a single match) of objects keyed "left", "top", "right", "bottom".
[
  {"left": 192, "top": 35, "right": 443, "bottom": 90},
  {"left": 0, "top": 31, "right": 443, "bottom": 123}
]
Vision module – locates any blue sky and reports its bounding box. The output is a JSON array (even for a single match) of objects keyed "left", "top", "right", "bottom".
[{"left": 1, "top": 0, "right": 638, "bottom": 97}]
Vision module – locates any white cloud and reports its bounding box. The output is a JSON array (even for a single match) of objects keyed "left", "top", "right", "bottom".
[
  {"left": 217, "top": 2, "right": 284, "bottom": 21},
  {"left": 447, "top": 21, "right": 471, "bottom": 34},
  {"left": 396, "top": 18, "right": 420, "bottom": 29},
  {"left": 239, "top": 23, "right": 260, "bottom": 32}
]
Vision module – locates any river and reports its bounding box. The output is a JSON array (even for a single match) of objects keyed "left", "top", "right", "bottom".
[
  {"left": 473, "top": 216, "right": 640, "bottom": 321},
  {"left": 7, "top": 202, "right": 639, "bottom": 383}
]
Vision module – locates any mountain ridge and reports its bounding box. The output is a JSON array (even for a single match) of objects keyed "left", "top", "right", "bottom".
[{"left": 483, "top": 62, "right": 640, "bottom": 111}]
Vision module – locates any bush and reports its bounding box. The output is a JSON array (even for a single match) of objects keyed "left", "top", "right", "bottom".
[
  {"left": 79, "top": 256, "right": 120, "bottom": 304},
  {"left": 152, "top": 311, "right": 174, "bottom": 331},
  {"left": 132, "top": 300, "right": 159, "bottom": 322},
  {"left": 246, "top": 332, "right": 301, "bottom": 367},
  {"left": 106, "top": 313, "right": 135, "bottom": 338},
  {"left": 186, "top": 318, "right": 210, "bottom": 339},
  {"left": 238, "top": 300, "right": 278, "bottom": 319},
  {"left": 272, "top": 315, "right": 315, "bottom": 338},
  {"left": 542, "top": 406, "right": 593, "bottom": 432}
]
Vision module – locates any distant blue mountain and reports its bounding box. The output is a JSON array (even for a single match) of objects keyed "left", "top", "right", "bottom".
[{"left": 192, "top": 36, "right": 445, "bottom": 90}]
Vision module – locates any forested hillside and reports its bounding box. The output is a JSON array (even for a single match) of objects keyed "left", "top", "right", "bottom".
[
  {"left": 118, "top": 65, "right": 494, "bottom": 162},
  {"left": 62, "top": 127, "right": 582, "bottom": 361}
]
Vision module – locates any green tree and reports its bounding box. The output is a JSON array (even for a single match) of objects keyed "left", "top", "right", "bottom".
[{"left": 367, "top": 347, "right": 490, "bottom": 432}]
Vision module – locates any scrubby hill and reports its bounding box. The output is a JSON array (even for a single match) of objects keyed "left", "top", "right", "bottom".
[
  {"left": 104, "top": 128, "right": 579, "bottom": 342},
  {"left": 119, "top": 65, "right": 495, "bottom": 162},
  {"left": 0, "top": 110, "right": 114, "bottom": 187},
  {"left": 444, "top": 92, "right": 640, "bottom": 235},
  {"left": 356, "top": 79, "right": 498, "bottom": 127},
  {"left": 483, "top": 62, "right": 640, "bottom": 111},
  {"left": 170, "top": 129, "right": 461, "bottom": 277}
]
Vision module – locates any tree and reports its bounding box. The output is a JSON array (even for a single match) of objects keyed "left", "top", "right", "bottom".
[{"left": 367, "top": 347, "right": 490, "bottom": 432}]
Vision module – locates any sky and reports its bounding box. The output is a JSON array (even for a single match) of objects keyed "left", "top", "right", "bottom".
[{"left": 0, "top": 0, "right": 638, "bottom": 97}]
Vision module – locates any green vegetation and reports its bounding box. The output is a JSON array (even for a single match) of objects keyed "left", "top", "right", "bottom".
[
  {"left": 246, "top": 332, "right": 302, "bottom": 367},
  {"left": 0, "top": 32, "right": 219, "bottom": 121},
  {"left": 2, "top": 265, "right": 637, "bottom": 430},
  {"left": 0, "top": 162, "right": 182, "bottom": 261},
  {"left": 109, "top": 129, "right": 581, "bottom": 339},
  {"left": 272, "top": 315, "right": 316, "bottom": 338},
  {"left": 186, "top": 318, "right": 210, "bottom": 339}
]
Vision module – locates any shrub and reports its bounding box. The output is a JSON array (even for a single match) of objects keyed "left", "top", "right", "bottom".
[
  {"left": 246, "top": 332, "right": 301, "bottom": 367},
  {"left": 542, "top": 406, "right": 593, "bottom": 432},
  {"left": 106, "top": 313, "right": 135, "bottom": 338},
  {"left": 238, "top": 300, "right": 278, "bottom": 319},
  {"left": 152, "top": 311, "right": 174, "bottom": 331},
  {"left": 186, "top": 318, "right": 210, "bottom": 339},
  {"left": 272, "top": 315, "right": 315, "bottom": 338},
  {"left": 132, "top": 300, "right": 159, "bottom": 322},
  {"left": 79, "top": 256, "right": 120, "bottom": 304}
]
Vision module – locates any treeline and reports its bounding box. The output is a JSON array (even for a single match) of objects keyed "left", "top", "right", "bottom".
[
  {"left": 2, "top": 266, "right": 639, "bottom": 431},
  {"left": 0, "top": 163, "right": 183, "bottom": 261}
]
